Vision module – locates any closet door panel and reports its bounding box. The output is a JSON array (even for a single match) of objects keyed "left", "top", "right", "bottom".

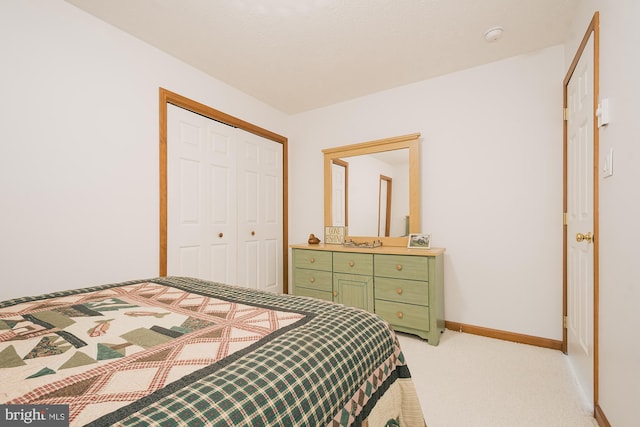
[
  {"left": 237, "top": 132, "right": 282, "bottom": 293},
  {"left": 264, "top": 238, "right": 279, "bottom": 291},
  {"left": 207, "top": 126, "right": 237, "bottom": 284},
  {"left": 167, "top": 104, "right": 237, "bottom": 283}
]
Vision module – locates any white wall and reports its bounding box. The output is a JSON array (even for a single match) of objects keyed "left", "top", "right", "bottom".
[
  {"left": 0, "top": 0, "right": 287, "bottom": 300},
  {"left": 566, "top": 2, "right": 640, "bottom": 426},
  {"left": 289, "top": 45, "right": 565, "bottom": 340}
]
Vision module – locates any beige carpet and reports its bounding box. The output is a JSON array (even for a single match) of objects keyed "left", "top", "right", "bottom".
[{"left": 398, "top": 331, "right": 598, "bottom": 427}]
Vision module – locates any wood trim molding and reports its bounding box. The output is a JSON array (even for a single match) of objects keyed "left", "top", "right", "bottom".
[
  {"left": 321, "top": 133, "right": 420, "bottom": 155},
  {"left": 379, "top": 175, "right": 392, "bottom": 237},
  {"left": 331, "top": 158, "right": 349, "bottom": 227},
  {"left": 159, "top": 87, "right": 290, "bottom": 292},
  {"left": 594, "top": 404, "right": 611, "bottom": 427},
  {"left": 444, "top": 321, "right": 563, "bottom": 351}
]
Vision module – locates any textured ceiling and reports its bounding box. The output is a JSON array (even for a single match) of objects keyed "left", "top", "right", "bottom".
[{"left": 64, "top": 0, "right": 579, "bottom": 114}]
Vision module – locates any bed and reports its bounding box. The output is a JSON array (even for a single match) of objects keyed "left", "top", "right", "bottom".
[{"left": 0, "top": 276, "right": 426, "bottom": 426}]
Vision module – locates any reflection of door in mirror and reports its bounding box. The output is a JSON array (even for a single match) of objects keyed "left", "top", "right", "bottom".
[
  {"left": 378, "top": 175, "right": 392, "bottom": 237},
  {"left": 347, "top": 150, "right": 409, "bottom": 236},
  {"left": 331, "top": 159, "right": 348, "bottom": 227}
]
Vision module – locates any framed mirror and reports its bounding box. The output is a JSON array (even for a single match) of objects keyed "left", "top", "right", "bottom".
[{"left": 323, "top": 133, "right": 421, "bottom": 247}]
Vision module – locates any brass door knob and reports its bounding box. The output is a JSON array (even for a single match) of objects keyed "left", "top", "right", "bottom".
[
  {"left": 333, "top": 291, "right": 338, "bottom": 297},
  {"left": 397, "top": 311, "right": 404, "bottom": 319},
  {"left": 576, "top": 232, "right": 594, "bottom": 243}
]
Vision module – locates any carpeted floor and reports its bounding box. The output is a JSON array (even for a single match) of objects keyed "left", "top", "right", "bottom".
[{"left": 398, "top": 331, "right": 598, "bottom": 427}]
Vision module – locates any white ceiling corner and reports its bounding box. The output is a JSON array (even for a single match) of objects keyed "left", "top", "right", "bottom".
[{"left": 64, "top": 0, "right": 579, "bottom": 114}]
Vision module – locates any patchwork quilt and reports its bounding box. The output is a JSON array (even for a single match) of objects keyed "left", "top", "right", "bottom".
[{"left": 0, "top": 277, "right": 425, "bottom": 426}]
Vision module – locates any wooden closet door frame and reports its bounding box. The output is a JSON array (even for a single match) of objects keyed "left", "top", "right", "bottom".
[{"left": 159, "top": 88, "right": 289, "bottom": 292}]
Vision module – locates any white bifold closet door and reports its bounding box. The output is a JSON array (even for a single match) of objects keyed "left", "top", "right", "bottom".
[{"left": 167, "top": 104, "right": 283, "bottom": 294}]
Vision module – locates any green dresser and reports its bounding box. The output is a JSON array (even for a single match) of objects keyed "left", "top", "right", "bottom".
[
  {"left": 333, "top": 252, "right": 374, "bottom": 312},
  {"left": 291, "top": 244, "right": 445, "bottom": 345},
  {"left": 291, "top": 249, "right": 333, "bottom": 301}
]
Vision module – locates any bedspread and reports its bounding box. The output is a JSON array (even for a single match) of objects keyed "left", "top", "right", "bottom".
[{"left": 0, "top": 277, "right": 425, "bottom": 426}]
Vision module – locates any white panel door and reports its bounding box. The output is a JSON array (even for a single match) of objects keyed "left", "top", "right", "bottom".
[
  {"left": 167, "top": 104, "right": 237, "bottom": 283},
  {"left": 566, "top": 34, "right": 595, "bottom": 409},
  {"left": 236, "top": 131, "right": 283, "bottom": 293}
]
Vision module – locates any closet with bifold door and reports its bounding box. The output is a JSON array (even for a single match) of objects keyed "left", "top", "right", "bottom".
[{"left": 166, "top": 104, "right": 283, "bottom": 294}]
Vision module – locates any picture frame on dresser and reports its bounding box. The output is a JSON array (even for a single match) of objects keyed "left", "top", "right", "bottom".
[
  {"left": 408, "top": 233, "right": 431, "bottom": 249},
  {"left": 325, "top": 226, "right": 347, "bottom": 244}
]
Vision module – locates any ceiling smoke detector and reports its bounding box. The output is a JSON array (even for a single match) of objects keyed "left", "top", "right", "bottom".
[{"left": 484, "top": 26, "right": 504, "bottom": 42}]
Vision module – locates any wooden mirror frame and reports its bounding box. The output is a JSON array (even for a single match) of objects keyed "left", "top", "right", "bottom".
[{"left": 323, "top": 133, "right": 421, "bottom": 247}]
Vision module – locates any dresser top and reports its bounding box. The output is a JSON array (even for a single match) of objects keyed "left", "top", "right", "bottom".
[{"left": 290, "top": 243, "right": 445, "bottom": 256}]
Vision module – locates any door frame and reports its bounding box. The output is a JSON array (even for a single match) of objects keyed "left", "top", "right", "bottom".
[
  {"left": 378, "top": 175, "right": 392, "bottom": 237},
  {"left": 159, "top": 88, "right": 289, "bottom": 292},
  {"left": 331, "top": 158, "right": 349, "bottom": 227},
  {"left": 562, "top": 11, "right": 599, "bottom": 407}
]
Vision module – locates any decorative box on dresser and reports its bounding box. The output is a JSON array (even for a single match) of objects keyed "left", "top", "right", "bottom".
[{"left": 290, "top": 244, "right": 445, "bottom": 345}]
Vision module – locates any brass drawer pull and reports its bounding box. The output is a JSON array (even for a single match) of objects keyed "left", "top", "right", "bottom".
[
  {"left": 333, "top": 291, "right": 338, "bottom": 297},
  {"left": 309, "top": 257, "right": 315, "bottom": 263},
  {"left": 309, "top": 277, "right": 315, "bottom": 283},
  {"left": 397, "top": 311, "right": 404, "bottom": 319},
  {"left": 348, "top": 261, "right": 355, "bottom": 267},
  {"left": 396, "top": 264, "right": 403, "bottom": 271},
  {"left": 396, "top": 287, "right": 403, "bottom": 295}
]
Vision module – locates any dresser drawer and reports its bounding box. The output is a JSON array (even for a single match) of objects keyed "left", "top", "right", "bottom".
[
  {"left": 375, "top": 277, "right": 429, "bottom": 306},
  {"left": 293, "top": 249, "right": 333, "bottom": 271},
  {"left": 294, "top": 286, "right": 333, "bottom": 302},
  {"left": 374, "top": 254, "right": 428, "bottom": 281},
  {"left": 375, "top": 299, "right": 429, "bottom": 332},
  {"left": 293, "top": 268, "right": 333, "bottom": 293},
  {"left": 333, "top": 252, "right": 373, "bottom": 275}
]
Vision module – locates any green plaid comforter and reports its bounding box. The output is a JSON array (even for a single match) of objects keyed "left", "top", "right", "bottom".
[{"left": 0, "top": 277, "right": 422, "bottom": 426}]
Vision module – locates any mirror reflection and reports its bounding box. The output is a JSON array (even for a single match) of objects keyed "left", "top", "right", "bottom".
[
  {"left": 379, "top": 175, "right": 392, "bottom": 237},
  {"left": 331, "top": 159, "right": 348, "bottom": 227},
  {"left": 332, "top": 150, "right": 409, "bottom": 237}
]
